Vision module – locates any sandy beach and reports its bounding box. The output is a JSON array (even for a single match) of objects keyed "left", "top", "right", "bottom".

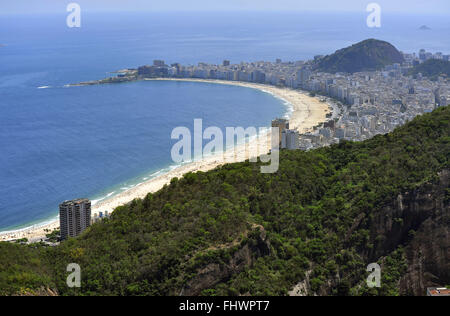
[{"left": 0, "top": 79, "right": 330, "bottom": 242}]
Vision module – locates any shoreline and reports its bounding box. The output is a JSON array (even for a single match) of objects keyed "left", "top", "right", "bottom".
[{"left": 0, "top": 79, "right": 330, "bottom": 242}]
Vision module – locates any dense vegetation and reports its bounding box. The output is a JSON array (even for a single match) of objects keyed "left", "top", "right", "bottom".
[
  {"left": 408, "top": 59, "right": 450, "bottom": 81},
  {"left": 0, "top": 106, "right": 449, "bottom": 296},
  {"left": 0, "top": 242, "right": 54, "bottom": 295},
  {"left": 315, "top": 39, "right": 404, "bottom": 74}
]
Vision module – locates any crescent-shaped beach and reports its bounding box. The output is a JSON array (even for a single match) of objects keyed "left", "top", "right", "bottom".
[{"left": 0, "top": 79, "right": 330, "bottom": 242}]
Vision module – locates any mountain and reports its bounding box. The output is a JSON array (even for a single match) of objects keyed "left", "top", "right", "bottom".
[
  {"left": 315, "top": 39, "right": 405, "bottom": 74},
  {"left": 1, "top": 106, "right": 449, "bottom": 296},
  {"left": 408, "top": 59, "right": 450, "bottom": 81}
]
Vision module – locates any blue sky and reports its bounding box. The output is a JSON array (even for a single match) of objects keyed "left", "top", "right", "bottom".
[{"left": 1, "top": 0, "right": 449, "bottom": 14}]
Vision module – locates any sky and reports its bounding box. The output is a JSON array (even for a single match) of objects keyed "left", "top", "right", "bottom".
[{"left": 1, "top": 0, "right": 450, "bottom": 15}]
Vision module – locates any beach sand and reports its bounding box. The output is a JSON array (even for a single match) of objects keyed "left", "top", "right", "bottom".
[{"left": 0, "top": 79, "right": 330, "bottom": 242}]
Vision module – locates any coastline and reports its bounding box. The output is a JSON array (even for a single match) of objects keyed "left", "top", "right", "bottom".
[{"left": 0, "top": 79, "right": 330, "bottom": 242}]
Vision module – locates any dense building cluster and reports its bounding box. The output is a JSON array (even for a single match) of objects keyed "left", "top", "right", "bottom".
[
  {"left": 298, "top": 67, "right": 449, "bottom": 149},
  {"left": 136, "top": 48, "right": 449, "bottom": 150}
]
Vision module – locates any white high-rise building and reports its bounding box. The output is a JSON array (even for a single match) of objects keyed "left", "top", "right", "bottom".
[{"left": 281, "top": 129, "right": 300, "bottom": 150}]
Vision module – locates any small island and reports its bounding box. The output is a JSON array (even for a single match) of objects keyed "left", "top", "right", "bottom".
[{"left": 419, "top": 25, "right": 431, "bottom": 30}]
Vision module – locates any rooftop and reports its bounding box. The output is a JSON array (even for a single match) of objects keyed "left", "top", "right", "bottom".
[
  {"left": 60, "top": 198, "right": 90, "bottom": 206},
  {"left": 427, "top": 287, "right": 450, "bottom": 296}
]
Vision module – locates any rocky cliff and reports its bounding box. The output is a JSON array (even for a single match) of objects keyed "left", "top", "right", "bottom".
[
  {"left": 398, "top": 170, "right": 449, "bottom": 295},
  {"left": 324, "top": 169, "right": 449, "bottom": 296},
  {"left": 364, "top": 169, "right": 449, "bottom": 295},
  {"left": 180, "top": 228, "right": 271, "bottom": 296}
]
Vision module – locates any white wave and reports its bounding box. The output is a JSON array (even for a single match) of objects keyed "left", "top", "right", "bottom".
[
  {"left": 0, "top": 215, "right": 59, "bottom": 236},
  {"left": 91, "top": 191, "right": 116, "bottom": 206},
  {"left": 259, "top": 89, "right": 293, "bottom": 119}
]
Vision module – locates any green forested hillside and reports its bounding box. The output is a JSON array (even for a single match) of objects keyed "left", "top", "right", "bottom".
[
  {"left": 316, "top": 39, "right": 405, "bottom": 74},
  {"left": 1, "top": 106, "right": 449, "bottom": 296},
  {"left": 408, "top": 59, "right": 450, "bottom": 81}
]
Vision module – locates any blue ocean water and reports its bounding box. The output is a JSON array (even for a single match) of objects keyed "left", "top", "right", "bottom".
[{"left": 0, "top": 11, "right": 449, "bottom": 231}]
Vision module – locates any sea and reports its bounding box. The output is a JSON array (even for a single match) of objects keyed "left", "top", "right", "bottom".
[{"left": 0, "top": 11, "right": 449, "bottom": 232}]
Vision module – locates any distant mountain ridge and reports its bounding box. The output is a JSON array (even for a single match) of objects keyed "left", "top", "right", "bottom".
[{"left": 315, "top": 39, "right": 405, "bottom": 74}]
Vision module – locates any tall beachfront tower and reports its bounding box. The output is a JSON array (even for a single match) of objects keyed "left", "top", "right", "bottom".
[
  {"left": 59, "top": 199, "right": 91, "bottom": 240},
  {"left": 272, "top": 118, "right": 290, "bottom": 146},
  {"left": 281, "top": 129, "right": 300, "bottom": 150}
]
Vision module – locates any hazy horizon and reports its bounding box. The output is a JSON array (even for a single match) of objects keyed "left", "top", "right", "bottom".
[{"left": 1, "top": 0, "right": 449, "bottom": 15}]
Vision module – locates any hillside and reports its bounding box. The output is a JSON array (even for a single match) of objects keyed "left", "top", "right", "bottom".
[
  {"left": 0, "top": 106, "right": 449, "bottom": 296},
  {"left": 408, "top": 59, "right": 450, "bottom": 81},
  {"left": 315, "top": 39, "right": 405, "bottom": 74}
]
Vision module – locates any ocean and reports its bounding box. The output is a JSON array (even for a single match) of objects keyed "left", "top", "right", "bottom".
[{"left": 0, "top": 11, "right": 449, "bottom": 231}]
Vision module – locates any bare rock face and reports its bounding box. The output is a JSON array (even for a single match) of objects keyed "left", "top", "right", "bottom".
[
  {"left": 399, "top": 170, "right": 450, "bottom": 295},
  {"left": 366, "top": 169, "right": 449, "bottom": 295},
  {"left": 14, "top": 287, "right": 58, "bottom": 296},
  {"left": 288, "top": 269, "right": 313, "bottom": 296},
  {"left": 180, "top": 228, "right": 271, "bottom": 296},
  {"left": 312, "top": 169, "right": 449, "bottom": 296}
]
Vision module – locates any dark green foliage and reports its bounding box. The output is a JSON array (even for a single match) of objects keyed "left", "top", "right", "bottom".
[
  {"left": 408, "top": 59, "right": 450, "bottom": 81},
  {"left": 0, "top": 106, "right": 448, "bottom": 296},
  {"left": 0, "top": 243, "right": 54, "bottom": 295},
  {"left": 46, "top": 229, "right": 60, "bottom": 242},
  {"left": 316, "top": 39, "right": 405, "bottom": 74},
  {"left": 353, "top": 248, "right": 408, "bottom": 296}
]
